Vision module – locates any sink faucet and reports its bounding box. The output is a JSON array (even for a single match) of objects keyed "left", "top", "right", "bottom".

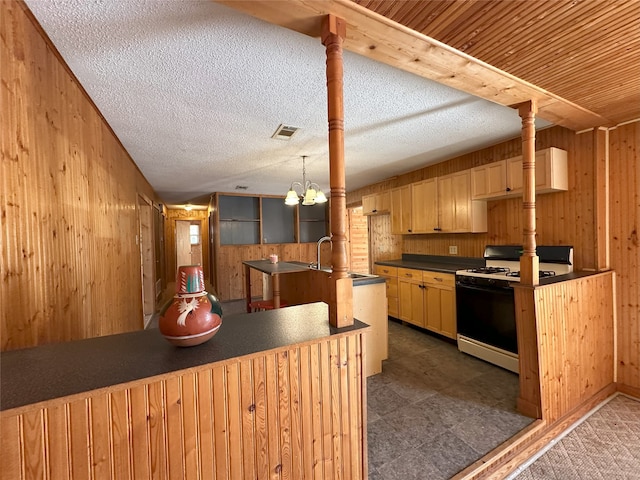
[{"left": 316, "top": 236, "right": 331, "bottom": 270}]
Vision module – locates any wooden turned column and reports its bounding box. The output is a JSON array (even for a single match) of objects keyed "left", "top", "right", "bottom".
[
  {"left": 322, "top": 15, "right": 353, "bottom": 328},
  {"left": 322, "top": 15, "right": 348, "bottom": 280},
  {"left": 518, "top": 100, "right": 539, "bottom": 286}
]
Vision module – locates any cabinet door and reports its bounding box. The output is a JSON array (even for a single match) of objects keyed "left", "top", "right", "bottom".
[
  {"left": 535, "top": 148, "right": 568, "bottom": 192},
  {"left": 377, "top": 191, "right": 391, "bottom": 213},
  {"left": 399, "top": 279, "right": 424, "bottom": 327},
  {"left": 439, "top": 286, "right": 456, "bottom": 339},
  {"left": 362, "top": 194, "right": 376, "bottom": 215},
  {"left": 390, "top": 187, "right": 405, "bottom": 234},
  {"left": 471, "top": 162, "right": 507, "bottom": 199},
  {"left": 424, "top": 286, "right": 441, "bottom": 332},
  {"left": 506, "top": 156, "right": 524, "bottom": 194},
  {"left": 411, "top": 178, "right": 438, "bottom": 233},
  {"left": 438, "top": 171, "right": 472, "bottom": 233},
  {"left": 391, "top": 185, "right": 412, "bottom": 234}
]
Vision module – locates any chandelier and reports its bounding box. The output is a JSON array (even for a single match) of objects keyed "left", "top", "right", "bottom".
[{"left": 284, "top": 155, "right": 328, "bottom": 206}]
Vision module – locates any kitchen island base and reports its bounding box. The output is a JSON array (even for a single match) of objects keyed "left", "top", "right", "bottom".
[{"left": 1, "top": 303, "right": 368, "bottom": 480}]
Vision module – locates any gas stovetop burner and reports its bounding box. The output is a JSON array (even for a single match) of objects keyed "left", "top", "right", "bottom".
[
  {"left": 467, "top": 267, "right": 510, "bottom": 275},
  {"left": 506, "top": 270, "right": 557, "bottom": 278}
]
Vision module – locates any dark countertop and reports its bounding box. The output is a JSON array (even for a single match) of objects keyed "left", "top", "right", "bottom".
[
  {"left": 376, "top": 254, "right": 484, "bottom": 274},
  {"left": 1, "top": 302, "right": 368, "bottom": 412},
  {"left": 285, "top": 261, "right": 386, "bottom": 286},
  {"left": 243, "top": 259, "right": 311, "bottom": 275}
]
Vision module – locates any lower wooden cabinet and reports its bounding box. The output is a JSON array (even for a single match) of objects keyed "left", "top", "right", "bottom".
[
  {"left": 396, "top": 267, "right": 457, "bottom": 339},
  {"left": 374, "top": 265, "right": 399, "bottom": 317}
]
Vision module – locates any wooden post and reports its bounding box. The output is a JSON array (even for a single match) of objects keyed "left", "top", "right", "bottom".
[
  {"left": 518, "top": 100, "right": 539, "bottom": 286},
  {"left": 322, "top": 15, "right": 353, "bottom": 328},
  {"left": 594, "top": 127, "right": 610, "bottom": 271},
  {"left": 322, "top": 15, "right": 348, "bottom": 280}
]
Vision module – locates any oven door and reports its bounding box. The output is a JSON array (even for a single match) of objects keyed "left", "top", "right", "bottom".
[{"left": 455, "top": 280, "right": 517, "bottom": 354}]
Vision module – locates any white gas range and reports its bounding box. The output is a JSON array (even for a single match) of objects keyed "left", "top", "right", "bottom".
[
  {"left": 455, "top": 245, "right": 574, "bottom": 283},
  {"left": 455, "top": 245, "right": 574, "bottom": 373}
]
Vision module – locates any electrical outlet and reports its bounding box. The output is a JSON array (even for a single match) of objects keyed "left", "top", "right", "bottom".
[{"left": 449, "top": 245, "right": 458, "bottom": 255}]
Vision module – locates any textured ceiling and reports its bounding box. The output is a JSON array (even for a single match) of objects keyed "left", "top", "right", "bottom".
[{"left": 26, "top": 0, "right": 550, "bottom": 207}]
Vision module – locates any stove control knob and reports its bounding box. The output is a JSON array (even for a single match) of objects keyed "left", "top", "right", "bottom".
[
  {"left": 469, "top": 277, "right": 476, "bottom": 284},
  {"left": 488, "top": 279, "right": 496, "bottom": 286}
]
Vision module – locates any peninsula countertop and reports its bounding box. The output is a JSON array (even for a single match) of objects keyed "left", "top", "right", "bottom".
[{"left": 1, "top": 302, "right": 368, "bottom": 412}]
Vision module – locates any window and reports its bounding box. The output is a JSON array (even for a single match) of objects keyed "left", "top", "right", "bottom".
[{"left": 189, "top": 224, "right": 200, "bottom": 245}]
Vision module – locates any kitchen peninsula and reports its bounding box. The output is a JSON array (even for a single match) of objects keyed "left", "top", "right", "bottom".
[{"left": 0, "top": 303, "right": 368, "bottom": 479}]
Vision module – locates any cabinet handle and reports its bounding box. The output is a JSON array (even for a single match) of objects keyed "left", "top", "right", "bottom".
[
  {"left": 408, "top": 229, "right": 412, "bottom": 233},
  {"left": 372, "top": 209, "right": 377, "bottom": 213},
  {"left": 434, "top": 277, "right": 443, "bottom": 282},
  {"left": 406, "top": 273, "right": 413, "bottom": 277},
  {"left": 433, "top": 227, "right": 442, "bottom": 231},
  {"left": 506, "top": 187, "right": 512, "bottom": 192}
]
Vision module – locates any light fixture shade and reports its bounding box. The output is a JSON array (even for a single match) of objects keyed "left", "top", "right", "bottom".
[
  {"left": 302, "top": 188, "right": 317, "bottom": 205},
  {"left": 285, "top": 189, "right": 300, "bottom": 205},
  {"left": 314, "top": 190, "right": 327, "bottom": 203},
  {"left": 184, "top": 204, "right": 193, "bottom": 211}
]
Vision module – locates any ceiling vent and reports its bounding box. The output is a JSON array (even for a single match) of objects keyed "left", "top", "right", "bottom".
[
  {"left": 271, "top": 124, "right": 299, "bottom": 140},
  {"left": 235, "top": 185, "right": 248, "bottom": 190}
]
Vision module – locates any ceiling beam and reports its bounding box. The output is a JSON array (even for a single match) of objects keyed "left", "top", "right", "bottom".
[{"left": 217, "top": 0, "right": 612, "bottom": 131}]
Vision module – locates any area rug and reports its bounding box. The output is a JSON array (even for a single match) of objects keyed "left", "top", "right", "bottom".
[{"left": 511, "top": 394, "right": 640, "bottom": 479}]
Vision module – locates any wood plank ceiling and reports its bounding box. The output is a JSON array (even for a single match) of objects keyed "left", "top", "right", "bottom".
[{"left": 352, "top": 0, "right": 640, "bottom": 126}]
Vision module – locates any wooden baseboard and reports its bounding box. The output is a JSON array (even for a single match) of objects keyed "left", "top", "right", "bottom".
[
  {"left": 617, "top": 382, "right": 640, "bottom": 398},
  {"left": 516, "top": 397, "right": 540, "bottom": 419},
  {"left": 455, "top": 383, "right": 617, "bottom": 480}
]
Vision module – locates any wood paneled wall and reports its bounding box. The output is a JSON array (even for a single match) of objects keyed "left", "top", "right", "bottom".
[
  {"left": 348, "top": 206, "right": 369, "bottom": 273},
  {"left": 164, "top": 209, "right": 210, "bottom": 286},
  {"left": 215, "top": 243, "right": 325, "bottom": 300},
  {"left": 1, "top": 2, "right": 157, "bottom": 351},
  {"left": 533, "top": 272, "right": 615, "bottom": 422},
  {"left": 348, "top": 126, "right": 600, "bottom": 271},
  {"left": 0, "top": 332, "right": 366, "bottom": 480},
  {"left": 609, "top": 122, "right": 640, "bottom": 392}
]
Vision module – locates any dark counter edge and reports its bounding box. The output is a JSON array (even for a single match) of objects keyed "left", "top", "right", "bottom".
[
  {"left": 1, "top": 302, "right": 368, "bottom": 412},
  {"left": 376, "top": 253, "right": 484, "bottom": 274}
]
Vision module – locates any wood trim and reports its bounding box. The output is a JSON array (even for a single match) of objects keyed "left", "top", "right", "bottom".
[
  {"left": 218, "top": 0, "right": 611, "bottom": 130},
  {"left": 594, "top": 127, "right": 610, "bottom": 270},
  {"left": 617, "top": 383, "right": 640, "bottom": 399}
]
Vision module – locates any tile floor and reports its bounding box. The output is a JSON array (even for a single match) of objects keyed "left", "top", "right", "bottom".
[
  {"left": 367, "top": 319, "right": 534, "bottom": 480},
  {"left": 164, "top": 300, "right": 534, "bottom": 479}
]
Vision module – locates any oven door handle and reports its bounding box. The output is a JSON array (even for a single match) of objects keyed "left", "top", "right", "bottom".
[{"left": 455, "top": 282, "right": 513, "bottom": 293}]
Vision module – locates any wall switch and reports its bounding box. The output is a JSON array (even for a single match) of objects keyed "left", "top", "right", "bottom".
[{"left": 449, "top": 245, "right": 458, "bottom": 255}]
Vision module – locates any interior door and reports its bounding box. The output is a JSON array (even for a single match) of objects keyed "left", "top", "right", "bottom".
[{"left": 175, "top": 220, "right": 192, "bottom": 268}]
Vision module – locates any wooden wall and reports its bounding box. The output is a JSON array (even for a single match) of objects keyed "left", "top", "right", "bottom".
[
  {"left": 609, "top": 122, "right": 640, "bottom": 392},
  {"left": 348, "top": 206, "right": 369, "bottom": 273},
  {"left": 0, "top": 332, "right": 366, "bottom": 480},
  {"left": 164, "top": 209, "right": 210, "bottom": 286},
  {"left": 216, "top": 243, "right": 324, "bottom": 300},
  {"left": 533, "top": 272, "right": 615, "bottom": 422},
  {"left": 1, "top": 2, "right": 158, "bottom": 351},
  {"left": 348, "top": 126, "right": 599, "bottom": 271}
]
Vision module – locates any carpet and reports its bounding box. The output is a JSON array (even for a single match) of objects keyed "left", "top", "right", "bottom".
[{"left": 511, "top": 394, "right": 640, "bottom": 479}]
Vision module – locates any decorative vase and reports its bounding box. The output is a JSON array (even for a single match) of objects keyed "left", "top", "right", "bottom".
[{"left": 159, "top": 265, "right": 223, "bottom": 347}]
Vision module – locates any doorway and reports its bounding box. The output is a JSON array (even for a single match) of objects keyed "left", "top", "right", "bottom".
[
  {"left": 176, "top": 220, "right": 203, "bottom": 269},
  {"left": 348, "top": 206, "right": 370, "bottom": 273},
  {"left": 138, "top": 194, "right": 155, "bottom": 327}
]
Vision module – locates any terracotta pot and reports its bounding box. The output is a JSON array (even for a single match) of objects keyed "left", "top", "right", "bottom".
[{"left": 159, "top": 265, "right": 223, "bottom": 347}]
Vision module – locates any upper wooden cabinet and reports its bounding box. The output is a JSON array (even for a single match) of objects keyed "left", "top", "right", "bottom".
[
  {"left": 362, "top": 191, "right": 391, "bottom": 215},
  {"left": 398, "top": 172, "right": 487, "bottom": 234},
  {"left": 411, "top": 178, "right": 438, "bottom": 233},
  {"left": 472, "top": 147, "right": 568, "bottom": 200},
  {"left": 438, "top": 171, "right": 487, "bottom": 233},
  {"left": 390, "top": 185, "right": 412, "bottom": 234}
]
